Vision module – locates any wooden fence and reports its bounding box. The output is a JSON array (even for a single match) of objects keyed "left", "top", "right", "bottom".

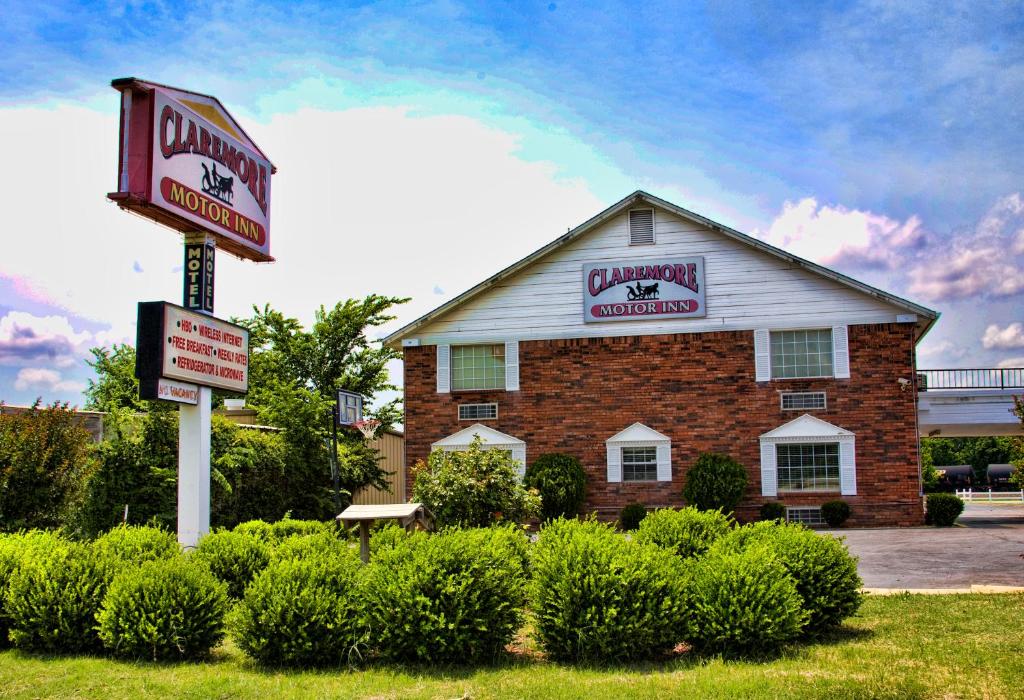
[{"left": 352, "top": 430, "right": 406, "bottom": 505}]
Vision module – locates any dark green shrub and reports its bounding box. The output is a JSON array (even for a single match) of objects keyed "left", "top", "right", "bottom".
[
  {"left": 93, "top": 525, "right": 179, "bottom": 568},
  {"left": 759, "top": 502, "right": 787, "bottom": 522},
  {"left": 270, "top": 518, "right": 331, "bottom": 540},
  {"left": 6, "top": 540, "right": 109, "bottom": 653},
  {"left": 530, "top": 518, "right": 689, "bottom": 662},
  {"left": 926, "top": 493, "right": 964, "bottom": 527},
  {"left": 619, "top": 502, "right": 648, "bottom": 531},
  {"left": 0, "top": 531, "right": 65, "bottom": 648},
  {"left": 821, "top": 500, "right": 851, "bottom": 527},
  {"left": 713, "top": 522, "right": 862, "bottom": 632},
  {"left": 97, "top": 558, "right": 228, "bottom": 660},
  {"left": 634, "top": 507, "right": 733, "bottom": 559},
  {"left": 232, "top": 549, "right": 365, "bottom": 666},
  {"left": 683, "top": 452, "right": 748, "bottom": 514},
  {"left": 525, "top": 453, "right": 586, "bottom": 521},
  {"left": 368, "top": 523, "right": 426, "bottom": 554},
  {"left": 364, "top": 526, "right": 528, "bottom": 663},
  {"left": 411, "top": 436, "right": 541, "bottom": 528},
  {"left": 688, "top": 546, "right": 806, "bottom": 655},
  {"left": 233, "top": 520, "right": 274, "bottom": 541},
  {"left": 190, "top": 531, "right": 272, "bottom": 599}
]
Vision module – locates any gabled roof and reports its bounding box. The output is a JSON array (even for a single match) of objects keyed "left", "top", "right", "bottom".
[
  {"left": 606, "top": 422, "right": 671, "bottom": 443},
  {"left": 432, "top": 423, "right": 524, "bottom": 448},
  {"left": 383, "top": 191, "right": 939, "bottom": 347},
  {"left": 760, "top": 414, "right": 855, "bottom": 440}
]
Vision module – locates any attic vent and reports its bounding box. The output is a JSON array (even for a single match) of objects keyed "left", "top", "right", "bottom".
[
  {"left": 781, "top": 392, "right": 827, "bottom": 410},
  {"left": 629, "top": 209, "right": 655, "bottom": 245}
]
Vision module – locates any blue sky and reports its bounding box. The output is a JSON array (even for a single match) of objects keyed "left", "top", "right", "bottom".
[{"left": 1, "top": 0, "right": 1023, "bottom": 406}]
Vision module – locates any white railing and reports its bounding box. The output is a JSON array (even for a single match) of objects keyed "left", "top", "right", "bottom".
[{"left": 955, "top": 489, "right": 1024, "bottom": 503}]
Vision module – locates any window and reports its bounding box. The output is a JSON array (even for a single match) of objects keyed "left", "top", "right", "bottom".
[
  {"left": 770, "top": 329, "right": 833, "bottom": 379},
  {"left": 786, "top": 507, "right": 825, "bottom": 527},
  {"left": 451, "top": 345, "right": 505, "bottom": 391},
  {"left": 432, "top": 424, "right": 526, "bottom": 477},
  {"left": 458, "top": 403, "right": 498, "bottom": 420},
  {"left": 622, "top": 446, "right": 658, "bottom": 482},
  {"left": 781, "top": 392, "right": 827, "bottom": 410},
  {"left": 776, "top": 443, "right": 839, "bottom": 492}
]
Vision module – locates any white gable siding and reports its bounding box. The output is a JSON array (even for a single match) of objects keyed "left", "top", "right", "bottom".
[{"left": 415, "top": 209, "right": 905, "bottom": 344}]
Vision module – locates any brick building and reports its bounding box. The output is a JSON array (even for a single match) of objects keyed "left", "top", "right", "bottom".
[{"left": 385, "top": 192, "right": 939, "bottom": 527}]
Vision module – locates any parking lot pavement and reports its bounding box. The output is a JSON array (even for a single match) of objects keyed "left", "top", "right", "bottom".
[{"left": 823, "top": 504, "right": 1024, "bottom": 589}]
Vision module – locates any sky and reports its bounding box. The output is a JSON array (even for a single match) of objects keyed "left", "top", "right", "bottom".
[{"left": 1, "top": 0, "right": 1023, "bottom": 408}]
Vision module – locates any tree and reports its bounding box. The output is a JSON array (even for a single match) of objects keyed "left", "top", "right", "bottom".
[
  {"left": 84, "top": 344, "right": 147, "bottom": 413},
  {"left": 1012, "top": 397, "right": 1024, "bottom": 490}
]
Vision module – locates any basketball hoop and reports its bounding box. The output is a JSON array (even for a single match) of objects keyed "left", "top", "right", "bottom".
[{"left": 353, "top": 418, "right": 380, "bottom": 440}]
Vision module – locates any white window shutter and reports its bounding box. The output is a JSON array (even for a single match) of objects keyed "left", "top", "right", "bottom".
[
  {"left": 505, "top": 340, "right": 519, "bottom": 391},
  {"left": 760, "top": 441, "right": 777, "bottom": 497},
  {"left": 754, "top": 329, "right": 771, "bottom": 382},
  {"left": 839, "top": 439, "right": 857, "bottom": 495},
  {"left": 436, "top": 344, "right": 450, "bottom": 393},
  {"left": 606, "top": 444, "right": 622, "bottom": 483},
  {"left": 656, "top": 443, "right": 672, "bottom": 482},
  {"left": 832, "top": 325, "right": 850, "bottom": 379},
  {"left": 512, "top": 445, "right": 526, "bottom": 478}
]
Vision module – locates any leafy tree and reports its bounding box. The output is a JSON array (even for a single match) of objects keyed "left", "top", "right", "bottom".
[
  {"left": 920, "top": 435, "right": 1024, "bottom": 485},
  {"left": 1012, "top": 397, "right": 1024, "bottom": 490},
  {"left": 84, "top": 344, "right": 147, "bottom": 413}
]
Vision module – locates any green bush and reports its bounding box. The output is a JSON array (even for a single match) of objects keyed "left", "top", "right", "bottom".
[
  {"left": 411, "top": 436, "right": 540, "bottom": 528},
  {"left": 272, "top": 531, "right": 352, "bottom": 562},
  {"left": 525, "top": 453, "right": 586, "bottom": 521},
  {"left": 713, "top": 522, "right": 862, "bottom": 632},
  {"left": 530, "top": 518, "right": 689, "bottom": 662},
  {"left": 634, "top": 507, "right": 733, "bottom": 559},
  {"left": 233, "top": 520, "right": 274, "bottom": 541},
  {"left": 92, "top": 525, "right": 179, "bottom": 568},
  {"left": 926, "top": 493, "right": 964, "bottom": 527},
  {"left": 821, "top": 500, "right": 851, "bottom": 527},
  {"left": 232, "top": 549, "right": 365, "bottom": 666},
  {"left": 270, "top": 518, "right": 332, "bottom": 540},
  {"left": 364, "top": 526, "right": 528, "bottom": 663},
  {"left": 759, "top": 502, "right": 787, "bottom": 522},
  {"left": 688, "top": 546, "right": 807, "bottom": 656},
  {"left": 97, "top": 558, "right": 228, "bottom": 661},
  {"left": 190, "top": 530, "right": 272, "bottom": 599},
  {"left": 0, "top": 531, "right": 66, "bottom": 648},
  {"left": 683, "top": 452, "right": 748, "bottom": 514},
  {"left": 6, "top": 540, "right": 109, "bottom": 653},
  {"left": 368, "top": 523, "right": 426, "bottom": 554},
  {"left": 619, "top": 502, "right": 648, "bottom": 531}
]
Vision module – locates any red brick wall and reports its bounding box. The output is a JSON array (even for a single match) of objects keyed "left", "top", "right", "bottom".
[{"left": 403, "top": 323, "right": 924, "bottom": 527}]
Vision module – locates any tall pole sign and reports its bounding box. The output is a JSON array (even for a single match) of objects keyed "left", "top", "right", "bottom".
[{"left": 110, "top": 77, "right": 274, "bottom": 549}]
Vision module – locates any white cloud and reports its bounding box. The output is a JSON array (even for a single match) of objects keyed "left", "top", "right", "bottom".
[
  {"left": 916, "top": 339, "right": 967, "bottom": 360},
  {"left": 982, "top": 322, "right": 1024, "bottom": 350},
  {"left": 756, "top": 197, "right": 925, "bottom": 270},
  {"left": 996, "top": 357, "right": 1024, "bottom": 369},
  {"left": 13, "top": 367, "right": 85, "bottom": 393},
  {"left": 0, "top": 311, "right": 93, "bottom": 366}
]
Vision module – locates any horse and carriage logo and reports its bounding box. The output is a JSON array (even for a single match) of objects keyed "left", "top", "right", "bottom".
[
  {"left": 201, "top": 161, "right": 234, "bottom": 205},
  {"left": 626, "top": 281, "right": 660, "bottom": 300}
]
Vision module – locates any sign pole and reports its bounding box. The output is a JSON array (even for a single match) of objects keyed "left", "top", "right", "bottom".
[{"left": 178, "top": 232, "right": 215, "bottom": 549}]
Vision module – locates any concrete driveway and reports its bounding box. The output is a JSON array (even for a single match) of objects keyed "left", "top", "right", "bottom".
[{"left": 823, "top": 504, "right": 1024, "bottom": 590}]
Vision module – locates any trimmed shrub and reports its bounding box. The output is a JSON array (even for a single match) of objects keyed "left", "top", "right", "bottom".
[
  {"left": 525, "top": 453, "right": 586, "bottom": 521},
  {"left": 368, "top": 523, "right": 426, "bottom": 555},
  {"left": 926, "top": 493, "right": 964, "bottom": 527},
  {"left": 93, "top": 525, "right": 179, "bottom": 568},
  {"left": 233, "top": 520, "right": 274, "bottom": 541},
  {"left": 272, "top": 531, "right": 353, "bottom": 562},
  {"left": 688, "top": 546, "right": 807, "bottom": 655},
  {"left": 619, "top": 502, "right": 648, "bottom": 531},
  {"left": 190, "top": 530, "right": 272, "bottom": 599},
  {"left": 713, "top": 522, "right": 862, "bottom": 632},
  {"left": 0, "top": 531, "right": 66, "bottom": 648},
  {"left": 411, "top": 436, "right": 541, "bottom": 528},
  {"left": 232, "top": 549, "right": 365, "bottom": 666},
  {"left": 270, "top": 518, "right": 331, "bottom": 540},
  {"left": 6, "top": 540, "right": 109, "bottom": 653},
  {"left": 635, "top": 507, "right": 733, "bottom": 559},
  {"left": 530, "top": 518, "right": 689, "bottom": 662},
  {"left": 364, "top": 526, "right": 528, "bottom": 664},
  {"left": 759, "top": 502, "right": 787, "bottom": 522},
  {"left": 821, "top": 500, "right": 851, "bottom": 527},
  {"left": 683, "top": 452, "right": 748, "bottom": 514},
  {"left": 97, "top": 558, "right": 228, "bottom": 661}
]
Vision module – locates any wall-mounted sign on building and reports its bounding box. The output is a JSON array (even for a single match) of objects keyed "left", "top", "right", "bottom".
[
  {"left": 107, "top": 78, "right": 275, "bottom": 262},
  {"left": 136, "top": 302, "right": 250, "bottom": 395},
  {"left": 582, "top": 257, "right": 706, "bottom": 322}
]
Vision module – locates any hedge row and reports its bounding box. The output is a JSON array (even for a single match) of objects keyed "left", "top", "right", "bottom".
[{"left": 0, "top": 512, "right": 862, "bottom": 664}]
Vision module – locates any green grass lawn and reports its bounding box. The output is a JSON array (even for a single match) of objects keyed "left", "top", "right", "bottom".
[{"left": 1, "top": 594, "right": 1022, "bottom": 700}]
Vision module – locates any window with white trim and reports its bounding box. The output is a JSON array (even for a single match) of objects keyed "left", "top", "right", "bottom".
[
  {"left": 776, "top": 443, "right": 840, "bottom": 491},
  {"left": 458, "top": 403, "right": 498, "bottom": 420},
  {"left": 451, "top": 344, "right": 505, "bottom": 390},
  {"left": 771, "top": 329, "right": 833, "bottom": 379},
  {"left": 781, "top": 392, "right": 827, "bottom": 410},
  {"left": 622, "top": 446, "right": 658, "bottom": 482}
]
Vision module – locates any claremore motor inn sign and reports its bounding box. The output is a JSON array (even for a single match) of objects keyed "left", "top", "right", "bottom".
[
  {"left": 107, "top": 78, "right": 274, "bottom": 262},
  {"left": 583, "top": 257, "right": 706, "bottom": 322}
]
